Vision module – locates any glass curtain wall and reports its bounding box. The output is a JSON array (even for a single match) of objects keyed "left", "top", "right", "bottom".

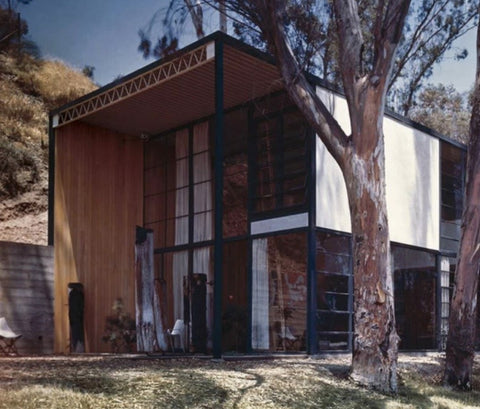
[
  {"left": 143, "top": 121, "right": 214, "bottom": 352},
  {"left": 252, "top": 233, "right": 307, "bottom": 352}
]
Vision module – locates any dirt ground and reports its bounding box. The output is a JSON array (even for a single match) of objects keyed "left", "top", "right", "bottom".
[{"left": 0, "top": 353, "right": 479, "bottom": 409}]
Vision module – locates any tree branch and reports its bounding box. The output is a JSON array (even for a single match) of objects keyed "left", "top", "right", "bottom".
[
  {"left": 372, "top": 0, "right": 411, "bottom": 84},
  {"left": 260, "top": 1, "right": 349, "bottom": 166}
]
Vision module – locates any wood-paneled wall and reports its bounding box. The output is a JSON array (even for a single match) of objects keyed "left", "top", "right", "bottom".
[
  {"left": 0, "top": 241, "right": 54, "bottom": 354},
  {"left": 54, "top": 122, "right": 143, "bottom": 353}
]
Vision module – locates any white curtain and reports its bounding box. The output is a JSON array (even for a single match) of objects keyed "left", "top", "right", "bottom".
[
  {"left": 252, "top": 238, "right": 270, "bottom": 350},
  {"left": 192, "top": 122, "right": 214, "bottom": 347},
  {"left": 173, "top": 129, "right": 190, "bottom": 322},
  {"left": 193, "top": 247, "right": 213, "bottom": 348},
  {"left": 193, "top": 122, "right": 213, "bottom": 242}
]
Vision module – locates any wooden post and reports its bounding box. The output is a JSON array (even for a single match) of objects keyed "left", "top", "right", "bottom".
[{"left": 135, "top": 226, "right": 167, "bottom": 352}]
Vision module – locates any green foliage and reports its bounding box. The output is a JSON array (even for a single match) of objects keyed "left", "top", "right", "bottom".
[
  {"left": 409, "top": 83, "right": 471, "bottom": 143},
  {"left": 82, "top": 65, "right": 95, "bottom": 80},
  {"left": 143, "top": 0, "right": 476, "bottom": 117},
  {"left": 389, "top": 0, "right": 478, "bottom": 115},
  {"left": 102, "top": 298, "right": 136, "bottom": 353},
  {"left": 138, "top": 0, "right": 203, "bottom": 59},
  {"left": 0, "top": 3, "right": 39, "bottom": 58}
]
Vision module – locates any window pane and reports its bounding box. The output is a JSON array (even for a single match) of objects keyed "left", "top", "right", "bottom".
[
  {"left": 393, "top": 246, "right": 436, "bottom": 350},
  {"left": 316, "top": 232, "right": 352, "bottom": 351},
  {"left": 222, "top": 240, "right": 248, "bottom": 352},
  {"left": 440, "top": 142, "right": 465, "bottom": 252},
  {"left": 251, "top": 233, "right": 307, "bottom": 352}
]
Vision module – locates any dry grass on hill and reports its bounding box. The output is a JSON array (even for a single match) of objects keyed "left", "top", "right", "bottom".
[
  {"left": 0, "top": 354, "right": 479, "bottom": 409},
  {"left": 0, "top": 52, "right": 97, "bottom": 245}
]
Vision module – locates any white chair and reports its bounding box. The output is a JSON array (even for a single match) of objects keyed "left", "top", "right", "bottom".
[
  {"left": 276, "top": 324, "right": 298, "bottom": 351},
  {"left": 0, "top": 317, "right": 22, "bottom": 356},
  {"left": 166, "top": 319, "right": 185, "bottom": 353}
]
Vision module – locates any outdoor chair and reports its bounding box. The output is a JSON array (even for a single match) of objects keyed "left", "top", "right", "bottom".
[
  {"left": 166, "top": 319, "right": 185, "bottom": 353},
  {"left": 0, "top": 317, "right": 22, "bottom": 356},
  {"left": 275, "top": 322, "right": 298, "bottom": 351}
]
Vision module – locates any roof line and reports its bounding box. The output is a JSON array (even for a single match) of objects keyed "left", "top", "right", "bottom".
[{"left": 51, "top": 30, "right": 466, "bottom": 149}]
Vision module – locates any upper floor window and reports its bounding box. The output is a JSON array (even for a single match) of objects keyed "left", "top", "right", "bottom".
[{"left": 252, "top": 109, "right": 309, "bottom": 215}]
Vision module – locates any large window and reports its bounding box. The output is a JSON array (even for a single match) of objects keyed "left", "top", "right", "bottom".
[
  {"left": 223, "top": 108, "right": 248, "bottom": 238},
  {"left": 253, "top": 109, "right": 309, "bottom": 215},
  {"left": 144, "top": 122, "right": 214, "bottom": 247},
  {"left": 222, "top": 240, "right": 248, "bottom": 352},
  {"left": 144, "top": 122, "right": 214, "bottom": 353},
  {"left": 393, "top": 246, "right": 437, "bottom": 350},
  {"left": 251, "top": 233, "right": 307, "bottom": 352},
  {"left": 144, "top": 132, "right": 187, "bottom": 247},
  {"left": 440, "top": 142, "right": 465, "bottom": 253},
  {"left": 316, "top": 232, "right": 352, "bottom": 351}
]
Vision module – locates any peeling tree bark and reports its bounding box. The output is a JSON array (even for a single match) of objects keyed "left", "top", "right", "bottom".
[
  {"left": 247, "top": 0, "right": 410, "bottom": 393},
  {"left": 135, "top": 226, "right": 167, "bottom": 352},
  {"left": 444, "top": 18, "right": 480, "bottom": 391},
  {"left": 345, "top": 120, "right": 398, "bottom": 392}
]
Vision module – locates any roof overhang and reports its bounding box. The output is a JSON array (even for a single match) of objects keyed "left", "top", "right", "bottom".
[{"left": 51, "top": 32, "right": 284, "bottom": 137}]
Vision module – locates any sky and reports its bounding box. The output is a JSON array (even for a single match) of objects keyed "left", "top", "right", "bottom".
[{"left": 18, "top": 0, "right": 477, "bottom": 92}]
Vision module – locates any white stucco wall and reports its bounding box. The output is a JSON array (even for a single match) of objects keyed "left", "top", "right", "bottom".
[
  {"left": 315, "top": 87, "right": 351, "bottom": 233},
  {"left": 384, "top": 118, "right": 439, "bottom": 250},
  {"left": 314, "top": 86, "right": 440, "bottom": 250},
  {"left": 316, "top": 138, "right": 351, "bottom": 232}
]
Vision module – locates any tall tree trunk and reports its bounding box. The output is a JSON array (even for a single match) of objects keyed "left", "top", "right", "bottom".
[
  {"left": 443, "top": 19, "right": 480, "bottom": 391},
  {"left": 248, "top": 0, "right": 407, "bottom": 392},
  {"left": 135, "top": 226, "right": 167, "bottom": 352},
  {"left": 345, "top": 96, "right": 399, "bottom": 392}
]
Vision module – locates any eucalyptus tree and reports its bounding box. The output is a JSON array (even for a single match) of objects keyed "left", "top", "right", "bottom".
[
  {"left": 222, "top": 0, "right": 409, "bottom": 393},
  {"left": 138, "top": 0, "right": 478, "bottom": 393},
  {"left": 444, "top": 17, "right": 480, "bottom": 391}
]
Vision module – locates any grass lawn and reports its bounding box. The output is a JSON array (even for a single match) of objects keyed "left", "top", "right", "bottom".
[{"left": 0, "top": 353, "right": 479, "bottom": 408}]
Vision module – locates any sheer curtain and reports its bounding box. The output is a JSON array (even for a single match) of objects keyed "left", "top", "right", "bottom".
[
  {"left": 252, "top": 238, "right": 269, "bottom": 349},
  {"left": 173, "top": 129, "right": 189, "bottom": 322},
  {"left": 193, "top": 121, "right": 214, "bottom": 348},
  {"left": 193, "top": 121, "right": 213, "bottom": 242}
]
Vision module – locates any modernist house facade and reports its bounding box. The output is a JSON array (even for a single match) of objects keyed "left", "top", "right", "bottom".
[{"left": 49, "top": 31, "right": 470, "bottom": 355}]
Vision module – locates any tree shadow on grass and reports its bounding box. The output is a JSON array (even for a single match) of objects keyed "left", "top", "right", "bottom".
[{"left": 0, "top": 359, "right": 232, "bottom": 409}]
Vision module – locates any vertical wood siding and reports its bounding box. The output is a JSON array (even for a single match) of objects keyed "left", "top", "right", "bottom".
[
  {"left": 0, "top": 241, "right": 54, "bottom": 354},
  {"left": 54, "top": 122, "right": 143, "bottom": 353}
]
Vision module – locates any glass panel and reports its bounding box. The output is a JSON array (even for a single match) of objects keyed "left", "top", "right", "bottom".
[
  {"left": 318, "top": 333, "right": 349, "bottom": 351},
  {"left": 440, "top": 142, "right": 465, "bottom": 253},
  {"left": 253, "top": 109, "right": 308, "bottom": 214},
  {"left": 143, "top": 130, "right": 194, "bottom": 251},
  {"left": 316, "top": 232, "right": 352, "bottom": 351},
  {"left": 252, "top": 92, "right": 293, "bottom": 119},
  {"left": 222, "top": 240, "right": 248, "bottom": 352},
  {"left": 251, "top": 233, "right": 307, "bottom": 352},
  {"left": 317, "top": 312, "right": 349, "bottom": 332},
  {"left": 393, "top": 246, "right": 436, "bottom": 350},
  {"left": 255, "top": 118, "right": 278, "bottom": 213},
  {"left": 191, "top": 246, "right": 213, "bottom": 352}
]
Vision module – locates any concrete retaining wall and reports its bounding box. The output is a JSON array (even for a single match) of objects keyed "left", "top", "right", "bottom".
[{"left": 0, "top": 241, "right": 54, "bottom": 354}]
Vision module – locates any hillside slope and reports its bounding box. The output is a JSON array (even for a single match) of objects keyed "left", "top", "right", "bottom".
[{"left": 0, "top": 53, "right": 97, "bottom": 245}]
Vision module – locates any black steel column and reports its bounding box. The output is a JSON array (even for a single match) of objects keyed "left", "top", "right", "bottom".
[
  {"left": 213, "top": 38, "right": 224, "bottom": 359},
  {"left": 47, "top": 115, "right": 55, "bottom": 246},
  {"left": 246, "top": 104, "right": 255, "bottom": 353},
  {"left": 307, "top": 127, "right": 317, "bottom": 354}
]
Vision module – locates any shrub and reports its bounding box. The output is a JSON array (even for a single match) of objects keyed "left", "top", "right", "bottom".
[
  {"left": 0, "top": 138, "right": 39, "bottom": 199},
  {"left": 102, "top": 298, "right": 136, "bottom": 353}
]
